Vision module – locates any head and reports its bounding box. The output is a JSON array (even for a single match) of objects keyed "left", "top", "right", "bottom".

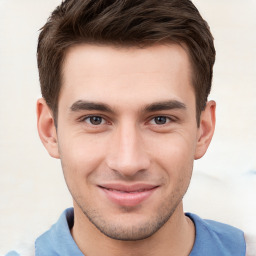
[
  {"left": 37, "top": 0, "right": 215, "bottom": 126},
  {"left": 37, "top": 0, "right": 216, "bottom": 242}
]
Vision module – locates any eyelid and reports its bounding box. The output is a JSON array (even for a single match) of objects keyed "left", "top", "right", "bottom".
[
  {"left": 147, "top": 115, "right": 177, "bottom": 125},
  {"left": 86, "top": 116, "right": 106, "bottom": 125},
  {"left": 79, "top": 114, "right": 110, "bottom": 125}
]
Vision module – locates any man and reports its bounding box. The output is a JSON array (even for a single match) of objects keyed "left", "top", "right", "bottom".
[{"left": 8, "top": 0, "right": 246, "bottom": 255}]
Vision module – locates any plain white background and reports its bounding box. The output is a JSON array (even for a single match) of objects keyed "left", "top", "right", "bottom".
[{"left": 0, "top": 0, "right": 256, "bottom": 254}]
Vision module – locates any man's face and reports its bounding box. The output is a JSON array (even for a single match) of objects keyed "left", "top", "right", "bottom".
[{"left": 53, "top": 44, "right": 203, "bottom": 240}]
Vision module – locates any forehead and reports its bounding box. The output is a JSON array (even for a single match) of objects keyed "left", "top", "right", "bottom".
[
  {"left": 62, "top": 43, "right": 192, "bottom": 80},
  {"left": 60, "top": 43, "right": 194, "bottom": 110}
]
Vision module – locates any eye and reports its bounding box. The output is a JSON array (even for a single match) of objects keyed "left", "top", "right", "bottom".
[
  {"left": 84, "top": 116, "right": 106, "bottom": 125},
  {"left": 149, "top": 116, "right": 171, "bottom": 125}
]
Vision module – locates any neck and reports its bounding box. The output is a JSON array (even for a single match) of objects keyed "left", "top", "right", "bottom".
[{"left": 71, "top": 202, "right": 195, "bottom": 256}]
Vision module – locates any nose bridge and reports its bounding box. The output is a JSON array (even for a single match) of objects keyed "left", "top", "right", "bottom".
[{"left": 106, "top": 119, "right": 150, "bottom": 177}]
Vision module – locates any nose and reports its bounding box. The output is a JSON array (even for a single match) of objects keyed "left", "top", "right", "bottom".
[{"left": 106, "top": 122, "right": 150, "bottom": 178}]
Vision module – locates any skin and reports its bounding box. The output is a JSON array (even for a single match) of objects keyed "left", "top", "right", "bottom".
[{"left": 37, "top": 43, "right": 216, "bottom": 256}]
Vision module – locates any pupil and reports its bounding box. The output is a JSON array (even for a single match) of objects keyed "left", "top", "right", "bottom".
[
  {"left": 155, "top": 116, "right": 166, "bottom": 125},
  {"left": 90, "top": 116, "right": 102, "bottom": 125}
]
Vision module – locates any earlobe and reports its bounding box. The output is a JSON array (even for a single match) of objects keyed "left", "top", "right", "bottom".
[
  {"left": 37, "top": 98, "right": 60, "bottom": 159},
  {"left": 194, "top": 100, "right": 216, "bottom": 160}
]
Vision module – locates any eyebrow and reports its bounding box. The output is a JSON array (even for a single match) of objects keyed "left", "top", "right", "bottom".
[
  {"left": 70, "top": 100, "right": 114, "bottom": 113},
  {"left": 70, "top": 99, "right": 186, "bottom": 113},
  {"left": 144, "top": 100, "right": 186, "bottom": 112}
]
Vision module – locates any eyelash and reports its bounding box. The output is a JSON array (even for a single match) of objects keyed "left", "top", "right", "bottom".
[
  {"left": 79, "top": 115, "right": 176, "bottom": 126},
  {"left": 148, "top": 116, "right": 174, "bottom": 125},
  {"left": 80, "top": 115, "right": 108, "bottom": 126}
]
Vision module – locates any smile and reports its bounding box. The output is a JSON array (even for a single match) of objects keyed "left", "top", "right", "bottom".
[
  {"left": 104, "top": 188, "right": 149, "bottom": 193},
  {"left": 98, "top": 184, "right": 159, "bottom": 207}
]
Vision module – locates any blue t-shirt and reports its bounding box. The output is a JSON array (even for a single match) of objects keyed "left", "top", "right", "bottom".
[
  {"left": 8, "top": 208, "right": 246, "bottom": 255},
  {"left": 186, "top": 213, "right": 245, "bottom": 255}
]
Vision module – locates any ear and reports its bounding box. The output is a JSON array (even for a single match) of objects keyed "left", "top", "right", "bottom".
[
  {"left": 37, "top": 98, "right": 60, "bottom": 159},
  {"left": 194, "top": 100, "right": 216, "bottom": 160}
]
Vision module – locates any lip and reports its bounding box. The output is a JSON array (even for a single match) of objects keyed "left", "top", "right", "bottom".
[{"left": 98, "top": 183, "right": 159, "bottom": 207}]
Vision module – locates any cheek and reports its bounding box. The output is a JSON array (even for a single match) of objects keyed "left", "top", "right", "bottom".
[
  {"left": 154, "top": 138, "right": 195, "bottom": 202},
  {"left": 148, "top": 132, "right": 196, "bottom": 177},
  {"left": 57, "top": 132, "right": 108, "bottom": 180}
]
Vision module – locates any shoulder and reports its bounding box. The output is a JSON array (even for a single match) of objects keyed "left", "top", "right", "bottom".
[
  {"left": 4, "top": 252, "right": 21, "bottom": 256},
  {"left": 35, "top": 208, "right": 83, "bottom": 256},
  {"left": 4, "top": 209, "right": 74, "bottom": 256},
  {"left": 4, "top": 245, "right": 35, "bottom": 256},
  {"left": 186, "top": 213, "right": 246, "bottom": 256}
]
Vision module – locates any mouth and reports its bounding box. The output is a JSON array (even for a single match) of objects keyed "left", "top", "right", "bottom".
[{"left": 98, "top": 184, "right": 159, "bottom": 207}]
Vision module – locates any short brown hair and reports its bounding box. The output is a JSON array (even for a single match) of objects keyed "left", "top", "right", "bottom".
[{"left": 37, "top": 0, "right": 215, "bottom": 125}]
